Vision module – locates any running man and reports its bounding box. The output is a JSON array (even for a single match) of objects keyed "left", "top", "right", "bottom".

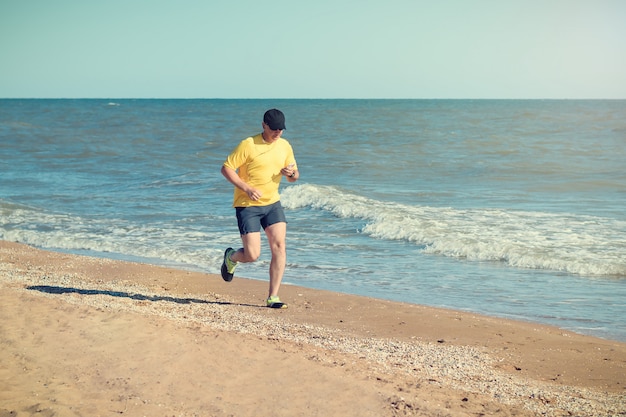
[{"left": 220, "top": 109, "right": 299, "bottom": 309}]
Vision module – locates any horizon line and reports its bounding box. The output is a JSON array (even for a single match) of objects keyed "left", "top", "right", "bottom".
[{"left": 2, "top": 97, "right": 625, "bottom": 101}]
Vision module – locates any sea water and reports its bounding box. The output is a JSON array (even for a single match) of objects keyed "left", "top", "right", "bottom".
[{"left": 1, "top": 99, "right": 625, "bottom": 341}]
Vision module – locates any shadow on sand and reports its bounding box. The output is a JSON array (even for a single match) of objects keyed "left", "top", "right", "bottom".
[{"left": 27, "top": 285, "right": 262, "bottom": 308}]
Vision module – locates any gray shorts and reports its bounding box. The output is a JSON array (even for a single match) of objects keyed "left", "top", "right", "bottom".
[{"left": 235, "top": 201, "right": 287, "bottom": 235}]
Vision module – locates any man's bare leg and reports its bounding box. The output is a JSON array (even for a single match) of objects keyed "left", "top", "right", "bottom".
[
  {"left": 264, "top": 222, "right": 287, "bottom": 298},
  {"left": 230, "top": 232, "right": 261, "bottom": 263}
]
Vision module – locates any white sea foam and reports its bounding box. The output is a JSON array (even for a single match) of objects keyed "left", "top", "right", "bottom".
[
  {"left": 281, "top": 184, "right": 626, "bottom": 277},
  {"left": 0, "top": 204, "right": 228, "bottom": 272}
]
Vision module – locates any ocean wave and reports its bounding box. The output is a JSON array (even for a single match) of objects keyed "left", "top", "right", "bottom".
[
  {"left": 281, "top": 184, "right": 626, "bottom": 277},
  {"left": 0, "top": 202, "right": 229, "bottom": 271}
]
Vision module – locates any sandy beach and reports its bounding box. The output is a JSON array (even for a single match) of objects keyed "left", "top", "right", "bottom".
[{"left": 0, "top": 241, "right": 624, "bottom": 416}]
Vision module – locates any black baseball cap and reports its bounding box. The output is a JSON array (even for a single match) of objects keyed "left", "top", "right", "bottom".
[{"left": 263, "top": 109, "right": 286, "bottom": 130}]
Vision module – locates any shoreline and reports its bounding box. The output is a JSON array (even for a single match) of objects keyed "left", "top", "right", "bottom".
[
  {"left": 1, "top": 240, "right": 624, "bottom": 416},
  {"left": 14, "top": 243, "right": 625, "bottom": 344}
]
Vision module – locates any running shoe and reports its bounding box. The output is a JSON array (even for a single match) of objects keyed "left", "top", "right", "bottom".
[
  {"left": 220, "top": 248, "right": 237, "bottom": 282},
  {"left": 266, "top": 295, "right": 287, "bottom": 309}
]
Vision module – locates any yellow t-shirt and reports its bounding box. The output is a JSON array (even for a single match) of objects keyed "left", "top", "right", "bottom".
[{"left": 223, "top": 134, "right": 297, "bottom": 207}]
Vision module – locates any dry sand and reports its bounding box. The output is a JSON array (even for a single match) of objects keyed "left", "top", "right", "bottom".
[{"left": 0, "top": 240, "right": 624, "bottom": 416}]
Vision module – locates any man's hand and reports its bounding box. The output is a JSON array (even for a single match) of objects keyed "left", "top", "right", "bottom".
[
  {"left": 281, "top": 163, "right": 297, "bottom": 180},
  {"left": 245, "top": 187, "right": 262, "bottom": 201}
]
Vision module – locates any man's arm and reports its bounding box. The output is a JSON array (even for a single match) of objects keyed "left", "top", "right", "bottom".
[{"left": 221, "top": 165, "right": 262, "bottom": 201}]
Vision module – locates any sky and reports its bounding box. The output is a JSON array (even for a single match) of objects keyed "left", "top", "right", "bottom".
[{"left": 1, "top": 0, "right": 625, "bottom": 99}]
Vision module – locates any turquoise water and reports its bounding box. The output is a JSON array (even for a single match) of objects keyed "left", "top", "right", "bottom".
[{"left": 1, "top": 99, "right": 625, "bottom": 340}]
